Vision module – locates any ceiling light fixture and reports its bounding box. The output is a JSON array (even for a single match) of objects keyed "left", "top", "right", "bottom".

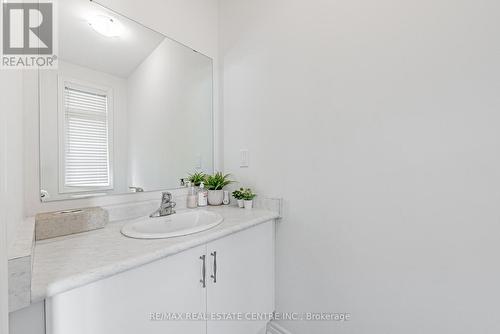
[{"left": 88, "top": 15, "right": 123, "bottom": 37}]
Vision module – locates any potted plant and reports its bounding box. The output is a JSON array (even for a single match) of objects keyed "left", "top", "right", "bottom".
[
  {"left": 188, "top": 172, "right": 207, "bottom": 187},
  {"left": 242, "top": 188, "right": 257, "bottom": 209},
  {"left": 232, "top": 188, "right": 245, "bottom": 208},
  {"left": 205, "top": 172, "right": 233, "bottom": 205}
]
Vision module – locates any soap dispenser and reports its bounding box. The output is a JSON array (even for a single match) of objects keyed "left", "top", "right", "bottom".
[
  {"left": 223, "top": 190, "right": 230, "bottom": 205},
  {"left": 197, "top": 182, "right": 208, "bottom": 207},
  {"left": 187, "top": 182, "right": 197, "bottom": 208}
]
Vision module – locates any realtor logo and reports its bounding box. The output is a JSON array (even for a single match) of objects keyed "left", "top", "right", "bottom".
[{"left": 1, "top": 1, "right": 57, "bottom": 69}]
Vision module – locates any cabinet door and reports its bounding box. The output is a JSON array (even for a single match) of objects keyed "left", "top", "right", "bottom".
[
  {"left": 206, "top": 221, "right": 275, "bottom": 334},
  {"left": 46, "top": 245, "right": 207, "bottom": 334}
]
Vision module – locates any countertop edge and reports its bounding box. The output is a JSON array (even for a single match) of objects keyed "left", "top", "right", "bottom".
[
  {"left": 8, "top": 217, "right": 35, "bottom": 312},
  {"left": 31, "top": 212, "right": 278, "bottom": 302},
  {"left": 8, "top": 217, "right": 35, "bottom": 260}
]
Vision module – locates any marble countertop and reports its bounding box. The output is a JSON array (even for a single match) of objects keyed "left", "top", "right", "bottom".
[
  {"left": 31, "top": 206, "right": 278, "bottom": 302},
  {"left": 8, "top": 217, "right": 35, "bottom": 312},
  {"left": 8, "top": 217, "right": 35, "bottom": 261}
]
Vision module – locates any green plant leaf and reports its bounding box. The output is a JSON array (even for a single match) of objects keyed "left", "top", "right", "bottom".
[
  {"left": 241, "top": 188, "right": 257, "bottom": 200},
  {"left": 188, "top": 172, "right": 207, "bottom": 186},
  {"left": 205, "top": 172, "right": 233, "bottom": 190}
]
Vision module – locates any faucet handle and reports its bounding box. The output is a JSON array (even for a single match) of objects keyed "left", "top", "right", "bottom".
[{"left": 161, "top": 192, "right": 172, "bottom": 204}]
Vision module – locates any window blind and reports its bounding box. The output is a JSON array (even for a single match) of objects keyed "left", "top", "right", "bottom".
[{"left": 63, "top": 86, "right": 110, "bottom": 188}]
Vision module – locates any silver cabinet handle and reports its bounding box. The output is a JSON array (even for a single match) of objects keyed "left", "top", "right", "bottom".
[
  {"left": 200, "top": 255, "right": 206, "bottom": 288},
  {"left": 210, "top": 251, "right": 217, "bottom": 283}
]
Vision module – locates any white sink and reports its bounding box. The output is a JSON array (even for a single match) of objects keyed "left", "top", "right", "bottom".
[{"left": 121, "top": 210, "right": 223, "bottom": 239}]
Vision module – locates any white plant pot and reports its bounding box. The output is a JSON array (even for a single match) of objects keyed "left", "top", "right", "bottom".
[
  {"left": 208, "top": 190, "right": 224, "bottom": 206},
  {"left": 237, "top": 199, "right": 244, "bottom": 208},
  {"left": 243, "top": 200, "right": 253, "bottom": 210}
]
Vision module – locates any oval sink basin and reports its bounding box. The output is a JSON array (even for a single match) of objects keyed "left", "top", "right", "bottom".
[{"left": 121, "top": 210, "right": 223, "bottom": 239}]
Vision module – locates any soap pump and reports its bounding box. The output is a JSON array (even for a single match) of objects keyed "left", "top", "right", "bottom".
[
  {"left": 187, "top": 182, "right": 197, "bottom": 208},
  {"left": 197, "top": 182, "right": 208, "bottom": 207}
]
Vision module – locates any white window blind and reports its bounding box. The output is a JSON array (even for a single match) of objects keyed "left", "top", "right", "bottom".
[{"left": 63, "top": 85, "right": 111, "bottom": 188}]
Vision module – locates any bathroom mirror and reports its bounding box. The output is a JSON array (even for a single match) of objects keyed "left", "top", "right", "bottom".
[{"left": 39, "top": 0, "right": 214, "bottom": 202}]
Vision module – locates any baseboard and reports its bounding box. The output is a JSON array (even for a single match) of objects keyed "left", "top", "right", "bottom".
[{"left": 267, "top": 321, "right": 293, "bottom": 334}]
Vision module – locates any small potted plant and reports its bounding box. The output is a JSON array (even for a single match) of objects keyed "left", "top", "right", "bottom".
[
  {"left": 242, "top": 188, "right": 257, "bottom": 209},
  {"left": 205, "top": 172, "right": 233, "bottom": 205},
  {"left": 188, "top": 172, "right": 207, "bottom": 187},
  {"left": 232, "top": 188, "right": 245, "bottom": 208}
]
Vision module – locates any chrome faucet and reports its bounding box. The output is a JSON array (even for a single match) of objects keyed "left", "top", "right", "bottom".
[{"left": 150, "top": 192, "right": 176, "bottom": 218}]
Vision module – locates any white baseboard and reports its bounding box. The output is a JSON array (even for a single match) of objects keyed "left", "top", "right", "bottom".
[{"left": 267, "top": 321, "right": 293, "bottom": 334}]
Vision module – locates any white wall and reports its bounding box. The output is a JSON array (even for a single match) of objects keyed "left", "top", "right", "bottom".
[
  {"left": 127, "top": 38, "right": 213, "bottom": 190},
  {"left": 99, "top": 0, "right": 222, "bottom": 171},
  {"left": 0, "top": 73, "right": 24, "bottom": 248},
  {"left": 0, "top": 128, "right": 6, "bottom": 334},
  {"left": 219, "top": 0, "right": 500, "bottom": 333},
  {"left": 0, "top": 178, "right": 7, "bottom": 334},
  {"left": 0, "top": 73, "right": 22, "bottom": 334},
  {"left": 24, "top": 0, "right": 219, "bottom": 216}
]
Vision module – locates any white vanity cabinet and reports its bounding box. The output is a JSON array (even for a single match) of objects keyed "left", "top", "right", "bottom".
[
  {"left": 206, "top": 221, "right": 275, "bottom": 334},
  {"left": 46, "top": 244, "right": 208, "bottom": 334},
  {"left": 43, "top": 221, "right": 275, "bottom": 334}
]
